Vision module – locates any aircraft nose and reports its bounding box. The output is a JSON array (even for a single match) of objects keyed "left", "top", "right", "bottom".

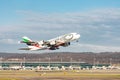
[{"left": 76, "top": 34, "right": 80, "bottom": 39}]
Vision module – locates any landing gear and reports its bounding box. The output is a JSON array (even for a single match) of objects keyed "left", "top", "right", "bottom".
[
  {"left": 49, "top": 45, "right": 59, "bottom": 50},
  {"left": 76, "top": 40, "right": 79, "bottom": 42}
]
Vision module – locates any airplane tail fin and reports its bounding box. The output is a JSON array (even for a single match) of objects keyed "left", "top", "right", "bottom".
[{"left": 21, "top": 36, "right": 32, "bottom": 43}]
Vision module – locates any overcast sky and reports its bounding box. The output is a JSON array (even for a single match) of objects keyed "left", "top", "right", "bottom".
[{"left": 0, "top": 0, "right": 120, "bottom": 53}]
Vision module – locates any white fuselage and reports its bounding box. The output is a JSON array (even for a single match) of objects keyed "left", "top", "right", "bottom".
[
  {"left": 35, "top": 33, "right": 80, "bottom": 50},
  {"left": 20, "top": 33, "right": 80, "bottom": 50},
  {"left": 48, "top": 33, "right": 80, "bottom": 43}
]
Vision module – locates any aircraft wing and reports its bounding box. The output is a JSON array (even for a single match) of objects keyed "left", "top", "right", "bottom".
[{"left": 44, "top": 40, "right": 64, "bottom": 46}]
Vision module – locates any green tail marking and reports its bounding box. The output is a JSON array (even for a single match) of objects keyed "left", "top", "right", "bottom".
[{"left": 22, "top": 36, "right": 32, "bottom": 43}]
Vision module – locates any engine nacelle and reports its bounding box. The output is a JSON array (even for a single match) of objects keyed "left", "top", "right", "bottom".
[
  {"left": 49, "top": 45, "right": 59, "bottom": 50},
  {"left": 38, "top": 40, "right": 44, "bottom": 45},
  {"left": 50, "top": 41, "right": 56, "bottom": 45},
  {"left": 62, "top": 42, "right": 70, "bottom": 47}
]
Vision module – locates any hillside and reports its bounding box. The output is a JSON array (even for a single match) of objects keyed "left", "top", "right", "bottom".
[{"left": 0, "top": 52, "right": 120, "bottom": 64}]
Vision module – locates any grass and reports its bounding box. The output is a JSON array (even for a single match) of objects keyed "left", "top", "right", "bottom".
[{"left": 0, "top": 70, "right": 120, "bottom": 80}]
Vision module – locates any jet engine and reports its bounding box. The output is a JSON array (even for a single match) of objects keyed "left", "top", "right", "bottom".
[
  {"left": 49, "top": 45, "right": 59, "bottom": 50},
  {"left": 62, "top": 42, "right": 70, "bottom": 47},
  {"left": 50, "top": 41, "right": 56, "bottom": 45}
]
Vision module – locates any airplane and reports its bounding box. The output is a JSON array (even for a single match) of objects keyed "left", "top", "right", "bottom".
[{"left": 19, "top": 33, "right": 80, "bottom": 51}]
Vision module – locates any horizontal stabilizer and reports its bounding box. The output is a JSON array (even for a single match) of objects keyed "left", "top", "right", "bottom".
[{"left": 19, "top": 48, "right": 31, "bottom": 50}]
